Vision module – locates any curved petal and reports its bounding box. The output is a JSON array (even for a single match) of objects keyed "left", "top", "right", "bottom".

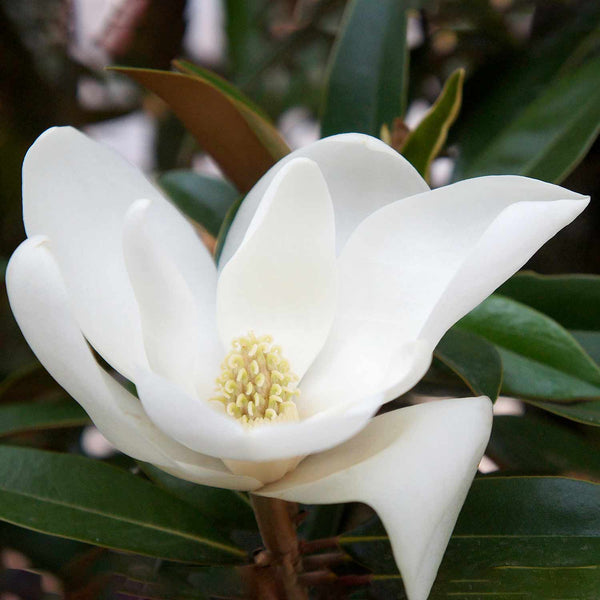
[
  {"left": 259, "top": 397, "right": 493, "bottom": 600},
  {"left": 5, "top": 237, "right": 260, "bottom": 491},
  {"left": 137, "top": 367, "right": 391, "bottom": 462},
  {"left": 157, "top": 459, "right": 261, "bottom": 491},
  {"left": 22, "top": 126, "right": 213, "bottom": 380},
  {"left": 301, "top": 176, "right": 588, "bottom": 412},
  {"left": 219, "top": 133, "right": 429, "bottom": 266},
  {"left": 298, "top": 337, "right": 432, "bottom": 418},
  {"left": 217, "top": 158, "right": 337, "bottom": 378},
  {"left": 123, "top": 199, "right": 221, "bottom": 395}
]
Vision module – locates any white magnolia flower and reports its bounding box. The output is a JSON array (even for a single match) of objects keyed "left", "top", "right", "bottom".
[{"left": 7, "top": 127, "right": 587, "bottom": 600}]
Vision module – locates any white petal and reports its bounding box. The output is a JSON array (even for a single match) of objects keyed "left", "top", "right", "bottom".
[
  {"left": 217, "top": 158, "right": 337, "bottom": 378},
  {"left": 137, "top": 367, "right": 387, "bottom": 462},
  {"left": 157, "top": 459, "right": 262, "bottom": 491},
  {"left": 259, "top": 397, "right": 493, "bottom": 600},
  {"left": 22, "top": 127, "right": 211, "bottom": 380},
  {"left": 343, "top": 176, "right": 588, "bottom": 349},
  {"left": 299, "top": 333, "right": 432, "bottom": 418},
  {"left": 5, "top": 238, "right": 260, "bottom": 491},
  {"left": 123, "top": 199, "right": 221, "bottom": 395},
  {"left": 302, "top": 176, "right": 588, "bottom": 412},
  {"left": 219, "top": 133, "right": 429, "bottom": 266}
]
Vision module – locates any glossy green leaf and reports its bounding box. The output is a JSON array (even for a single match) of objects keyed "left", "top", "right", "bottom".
[
  {"left": 321, "top": 0, "right": 409, "bottom": 137},
  {"left": 453, "top": 2, "right": 600, "bottom": 181},
  {"left": 525, "top": 399, "right": 600, "bottom": 427},
  {"left": 488, "top": 414, "right": 600, "bottom": 476},
  {"left": 456, "top": 54, "right": 600, "bottom": 183},
  {"left": 401, "top": 69, "right": 464, "bottom": 180},
  {"left": 498, "top": 272, "right": 600, "bottom": 331},
  {"left": 0, "top": 446, "right": 245, "bottom": 563},
  {"left": 434, "top": 326, "right": 502, "bottom": 400},
  {"left": 572, "top": 331, "right": 600, "bottom": 364},
  {"left": 158, "top": 170, "right": 239, "bottom": 237},
  {"left": 341, "top": 477, "right": 600, "bottom": 599},
  {"left": 112, "top": 66, "right": 289, "bottom": 193},
  {"left": 495, "top": 276, "right": 600, "bottom": 411},
  {"left": 141, "top": 464, "right": 255, "bottom": 532},
  {"left": 0, "top": 399, "right": 89, "bottom": 437},
  {"left": 458, "top": 295, "right": 600, "bottom": 400},
  {"left": 223, "top": 0, "right": 266, "bottom": 81}
]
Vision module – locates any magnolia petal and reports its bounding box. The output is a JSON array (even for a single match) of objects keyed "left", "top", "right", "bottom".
[
  {"left": 298, "top": 337, "right": 432, "bottom": 418},
  {"left": 22, "top": 127, "right": 211, "bottom": 380},
  {"left": 259, "top": 397, "right": 493, "bottom": 600},
  {"left": 217, "top": 158, "right": 337, "bottom": 378},
  {"left": 136, "top": 367, "right": 386, "bottom": 462},
  {"left": 302, "top": 177, "right": 588, "bottom": 412},
  {"left": 342, "top": 176, "right": 588, "bottom": 349},
  {"left": 5, "top": 238, "right": 260, "bottom": 491},
  {"left": 219, "top": 133, "right": 429, "bottom": 266},
  {"left": 157, "top": 459, "right": 262, "bottom": 491},
  {"left": 123, "top": 199, "right": 221, "bottom": 395}
]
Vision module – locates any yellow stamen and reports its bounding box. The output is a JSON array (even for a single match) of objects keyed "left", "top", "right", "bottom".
[{"left": 211, "top": 332, "right": 300, "bottom": 425}]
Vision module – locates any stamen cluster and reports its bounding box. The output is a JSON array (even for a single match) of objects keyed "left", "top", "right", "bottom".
[{"left": 213, "top": 332, "right": 299, "bottom": 424}]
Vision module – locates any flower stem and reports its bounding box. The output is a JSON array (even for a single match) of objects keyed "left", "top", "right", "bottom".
[{"left": 248, "top": 495, "right": 308, "bottom": 600}]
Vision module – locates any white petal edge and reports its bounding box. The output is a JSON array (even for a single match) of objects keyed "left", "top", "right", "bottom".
[
  {"left": 259, "top": 397, "right": 494, "bottom": 600},
  {"left": 123, "top": 199, "right": 221, "bottom": 396},
  {"left": 22, "top": 126, "right": 215, "bottom": 381},
  {"left": 136, "top": 367, "right": 377, "bottom": 462},
  {"left": 217, "top": 158, "right": 337, "bottom": 378},
  {"left": 135, "top": 340, "right": 431, "bottom": 462},
  {"left": 5, "top": 237, "right": 261, "bottom": 491},
  {"left": 300, "top": 176, "right": 588, "bottom": 412},
  {"left": 219, "top": 133, "right": 429, "bottom": 267}
]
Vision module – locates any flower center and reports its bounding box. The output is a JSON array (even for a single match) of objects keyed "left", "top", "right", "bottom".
[{"left": 212, "top": 332, "right": 299, "bottom": 425}]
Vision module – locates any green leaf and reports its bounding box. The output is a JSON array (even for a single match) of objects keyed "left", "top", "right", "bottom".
[
  {"left": 0, "top": 446, "right": 245, "bottom": 563},
  {"left": 525, "top": 399, "right": 600, "bottom": 427},
  {"left": 453, "top": 2, "right": 600, "bottom": 182},
  {"left": 320, "top": 0, "right": 410, "bottom": 137},
  {"left": 223, "top": 0, "right": 266, "bottom": 81},
  {"left": 158, "top": 170, "right": 239, "bottom": 238},
  {"left": 498, "top": 272, "right": 600, "bottom": 331},
  {"left": 572, "top": 330, "right": 600, "bottom": 364},
  {"left": 341, "top": 477, "right": 600, "bottom": 599},
  {"left": 488, "top": 414, "right": 600, "bottom": 476},
  {"left": 0, "top": 399, "right": 89, "bottom": 437},
  {"left": 494, "top": 276, "right": 600, "bottom": 426},
  {"left": 434, "top": 326, "right": 502, "bottom": 400},
  {"left": 112, "top": 66, "right": 289, "bottom": 193},
  {"left": 401, "top": 69, "right": 464, "bottom": 180},
  {"left": 456, "top": 54, "right": 600, "bottom": 183},
  {"left": 458, "top": 295, "right": 600, "bottom": 400},
  {"left": 141, "top": 464, "right": 256, "bottom": 532}
]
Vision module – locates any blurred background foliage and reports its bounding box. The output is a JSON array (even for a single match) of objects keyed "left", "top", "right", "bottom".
[{"left": 0, "top": 0, "right": 600, "bottom": 598}]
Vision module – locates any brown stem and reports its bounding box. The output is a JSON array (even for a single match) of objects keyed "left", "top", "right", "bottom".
[
  {"left": 249, "top": 495, "right": 308, "bottom": 600},
  {"left": 298, "top": 569, "right": 336, "bottom": 586},
  {"left": 302, "top": 552, "right": 348, "bottom": 571},
  {"left": 299, "top": 537, "right": 340, "bottom": 554}
]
